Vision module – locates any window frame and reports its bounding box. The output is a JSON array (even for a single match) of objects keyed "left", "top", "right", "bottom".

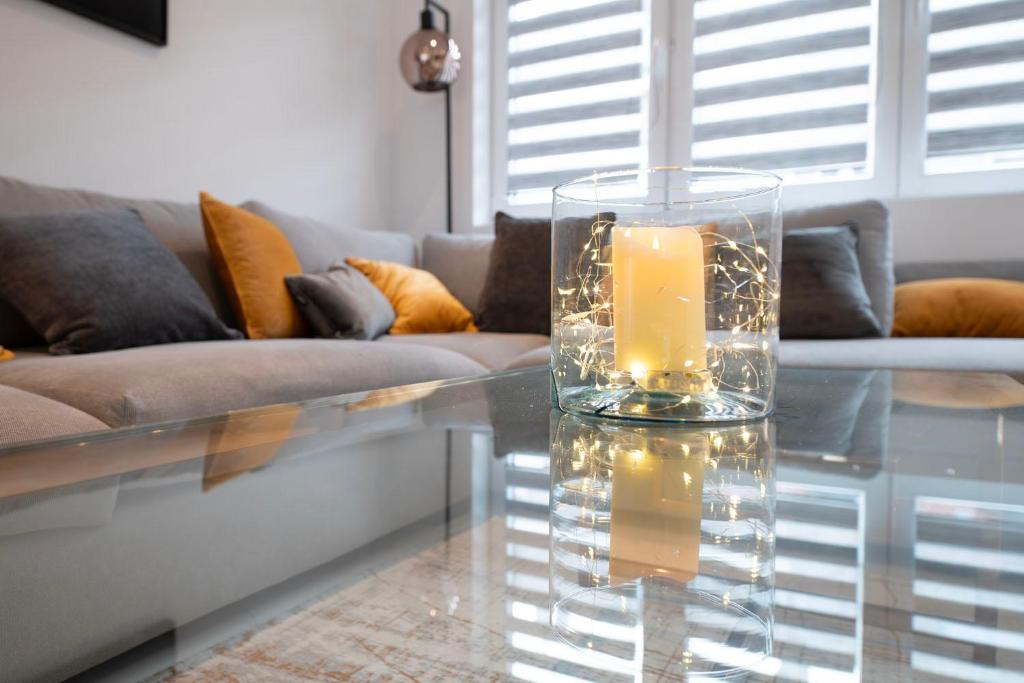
[
  {"left": 898, "top": 0, "right": 1024, "bottom": 197},
  {"left": 486, "top": 0, "right": 1024, "bottom": 221}
]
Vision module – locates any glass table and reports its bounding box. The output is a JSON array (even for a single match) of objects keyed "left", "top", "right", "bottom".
[{"left": 0, "top": 367, "right": 1022, "bottom": 682}]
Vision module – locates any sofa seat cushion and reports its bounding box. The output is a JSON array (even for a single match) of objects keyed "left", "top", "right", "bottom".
[
  {"left": 505, "top": 338, "right": 1024, "bottom": 373},
  {"left": 780, "top": 338, "right": 1024, "bottom": 372},
  {"left": 0, "top": 340, "right": 486, "bottom": 428},
  {"left": 506, "top": 345, "right": 550, "bottom": 371},
  {"left": 379, "top": 332, "right": 549, "bottom": 370},
  {"left": 0, "top": 385, "right": 108, "bottom": 449}
]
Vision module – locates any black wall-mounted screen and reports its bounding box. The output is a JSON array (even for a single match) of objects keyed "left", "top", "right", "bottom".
[{"left": 42, "top": 0, "right": 167, "bottom": 46}]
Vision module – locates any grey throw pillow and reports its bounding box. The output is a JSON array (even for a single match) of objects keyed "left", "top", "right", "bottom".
[
  {"left": 477, "top": 212, "right": 613, "bottom": 335},
  {"left": 0, "top": 209, "right": 242, "bottom": 354},
  {"left": 781, "top": 225, "right": 882, "bottom": 339},
  {"left": 476, "top": 212, "right": 551, "bottom": 334},
  {"left": 285, "top": 263, "right": 395, "bottom": 340}
]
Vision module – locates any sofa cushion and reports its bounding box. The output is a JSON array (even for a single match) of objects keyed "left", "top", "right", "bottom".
[
  {"left": 780, "top": 225, "right": 881, "bottom": 339},
  {"left": 421, "top": 234, "right": 494, "bottom": 315},
  {"left": 476, "top": 212, "right": 552, "bottom": 335},
  {"left": 0, "top": 175, "right": 234, "bottom": 340},
  {"left": 0, "top": 340, "right": 486, "bottom": 427},
  {"left": 893, "top": 278, "right": 1024, "bottom": 338},
  {"left": 0, "top": 385, "right": 108, "bottom": 449},
  {"left": 783, "top": 200, "right": 894, "bottom": 335},
  {"left": 200, "top": 194, "right": 308, "bottom": 339},
  {"left": 286, "top": 264, "right": 395, "bottom": 340},
  {"left": 346, "top": 257, "right": 477, "bottom": 335},
  {"left": 0, "top": 209, "right": 242, "bottom": 354},
  {"left": 242, "top": 201, "right": 416, "bottom": 272},
  {"left": 379, "top": 332, "right": 549, "bottom": 370},
  {"left": 780, "top": 338, "right": 1024, "bottom": 372}
]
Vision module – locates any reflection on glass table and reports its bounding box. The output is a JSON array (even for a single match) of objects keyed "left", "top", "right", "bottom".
[
  {"left": 0, "top": 367, "right": 1020, "bottom": 682},
  {"left": 549, "top": 414, "right": 775, "bottom": 680}
]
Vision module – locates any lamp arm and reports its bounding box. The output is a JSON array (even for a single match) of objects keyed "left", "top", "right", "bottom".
[{"left": 424, "top": 0, "right": 450, "bottom": 33}]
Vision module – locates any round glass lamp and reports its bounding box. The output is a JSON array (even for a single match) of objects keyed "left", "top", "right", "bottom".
[{"left": 399, "top": 9, "right": 461, "bottom": 92}]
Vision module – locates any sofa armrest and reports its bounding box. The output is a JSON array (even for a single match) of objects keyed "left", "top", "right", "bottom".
[{"left": 421, "top": 233, "right": 494, "bottom": 316}]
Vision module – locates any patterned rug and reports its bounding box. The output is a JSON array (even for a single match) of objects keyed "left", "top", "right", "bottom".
[{"left": 151, "top": 519, "right": 526, "bottom": 682}]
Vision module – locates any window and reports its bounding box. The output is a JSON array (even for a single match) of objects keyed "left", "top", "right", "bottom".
[
  {"left": 923, "top": 0, "right": 1024, "bottom": 175},
  {"left": 488, "top": 0, "right": 1024, "bottom": 215},
  {"left": 495, "top": 0, "right": 654, "bottom": 208},
  {"left": 690, "top": 0, "right": 878, "bottom": 184}
]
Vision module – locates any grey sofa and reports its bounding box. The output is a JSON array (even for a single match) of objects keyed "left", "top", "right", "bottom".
[
  {"left": 1, "top": 175, "right": 1022, "bottom": 449},
  {"left": 0, "top": 176, "right": 549, "bottom": 448}
]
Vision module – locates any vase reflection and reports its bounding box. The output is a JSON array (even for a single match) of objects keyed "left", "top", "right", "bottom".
[{"left": 549, "top": 413, "right": 776, "bottom": 679}]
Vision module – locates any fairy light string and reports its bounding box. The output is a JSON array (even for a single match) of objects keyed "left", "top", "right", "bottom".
[{"left": 553, "top": 204, "right": 780, "bottom": 417}]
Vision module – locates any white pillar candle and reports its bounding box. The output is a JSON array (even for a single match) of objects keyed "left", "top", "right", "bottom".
[{"left": 612, "top": 225, "right": 708, "bottom": 379}]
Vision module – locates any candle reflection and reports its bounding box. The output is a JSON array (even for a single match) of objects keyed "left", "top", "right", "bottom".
[
  {"left": 549, "top": 413, "right": 776, "bottom": 679},
  {"left": 608, "top": 431, "right": 706, "bottom": 585}
]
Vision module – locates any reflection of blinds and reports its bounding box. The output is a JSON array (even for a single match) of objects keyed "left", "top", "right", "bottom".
[
  {"left": 912, "top": 497, "right": 1024, "bottom": 681},
  {"left": 926, "top": 0, "right": 1024, "bottom": 174},
  {"left": 690, "top": 0, "right": 875, "bottom": 180},
  {"left": 772, "top": 482, "right": 863, "bottom": 680},
  {"left": 502, "top": 458, "right": 866, "bottom": 681},
  {"left": 504, "top": 0, "right": 650, "bottom": 206},
  {"left": 502, "top": 453, "right": 642, "bottom": 681}
]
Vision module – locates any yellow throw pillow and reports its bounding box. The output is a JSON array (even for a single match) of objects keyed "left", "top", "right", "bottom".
[
  {"left": 0, "top": 346, "right": 14, "bottom": 362},
  {"left": 346, "top": 257, "right": 478, "bottom": 334},
  {"left": 892, "top": 278, "right": 1024, "bottom": 338},
  {"left": 200, "top": 192, "right": 308, "bottom": 339}
]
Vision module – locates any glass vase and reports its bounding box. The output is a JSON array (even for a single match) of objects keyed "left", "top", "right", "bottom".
[{"left": 551, "top": 167, "right": 782, "bottom": 422}]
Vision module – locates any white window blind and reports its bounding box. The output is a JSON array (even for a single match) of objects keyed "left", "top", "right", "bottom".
[
  {"left": 925, "top": 0, "right": 1024, "bottom": 175},
  {"left": 690, "top": 0, "right": 877, "bottom": 182},
  {"left": 502, "top": 0, "right": 651, "bottom": 207}
]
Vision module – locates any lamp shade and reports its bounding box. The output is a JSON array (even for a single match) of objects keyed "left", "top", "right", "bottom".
[{"left": 399, "top": 10, "right": 461, "bottom": 91}]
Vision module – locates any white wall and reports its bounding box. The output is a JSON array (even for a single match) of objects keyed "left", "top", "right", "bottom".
[{"left": 0, "top": 0, "right": 394, "bottom": 228}]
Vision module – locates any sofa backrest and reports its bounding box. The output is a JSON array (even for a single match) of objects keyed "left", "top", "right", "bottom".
[
  {"left": 0, "top": 176, "right": 417, "bottom": 348},
  {"left": 421, "top": 234, "right": 494, "bottom": 316},
  {"left": 422, "top": 200, "right": 895, "bottom": 335},
  {"left": 242, "top": 201, "right": 416, "bottom": 274},
  {"left": 895, "top": 260, "right": 1024, "bottom": 283}
]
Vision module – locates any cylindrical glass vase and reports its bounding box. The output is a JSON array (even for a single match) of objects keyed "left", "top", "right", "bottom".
[
  {"left": 551, "top": 167, "right": 782, "bottom": 422},
  {"left": 549, "top": 413, "right": 776, "bottom": 679}
]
